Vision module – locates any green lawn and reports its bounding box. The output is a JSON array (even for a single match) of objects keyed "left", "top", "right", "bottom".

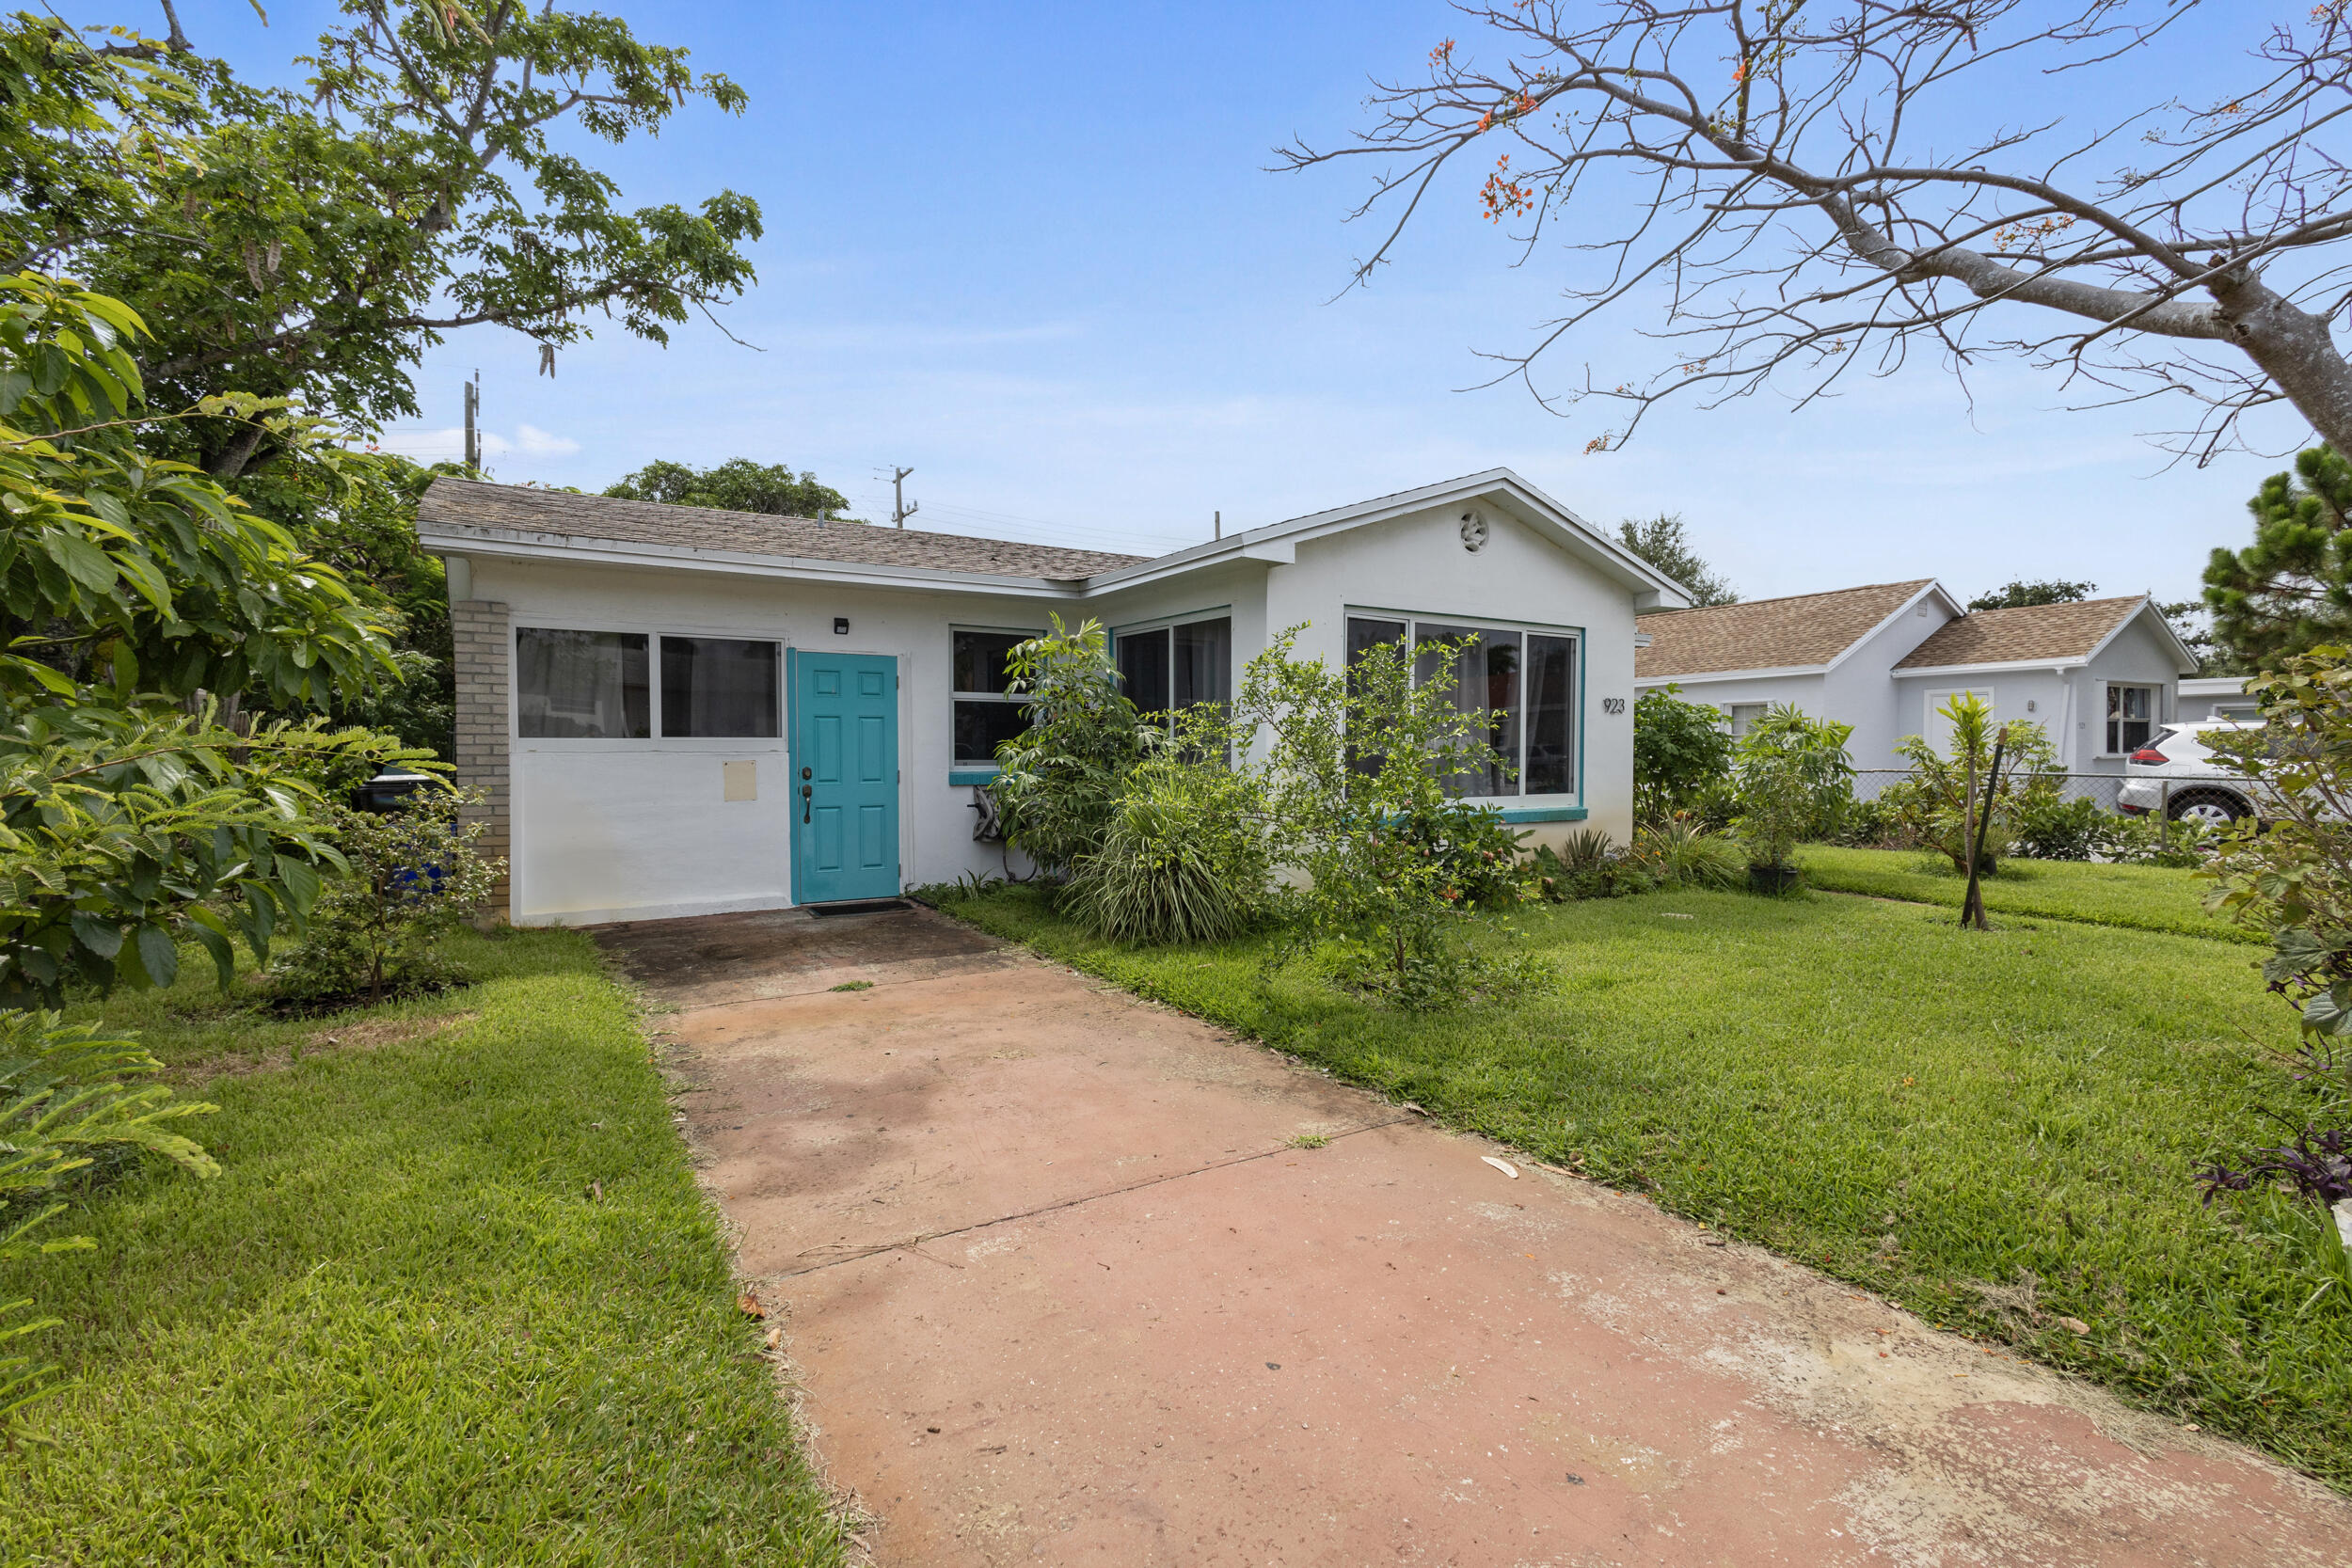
[
  {"left": 1798, "top": 843, "right": 2257, "bottom": 942},
  {"left": 0, "top": 930, "right": 850, "bottom": 1567},
  {"left": 926, "top": 880, "right": 2350, "bottom": 1488}
]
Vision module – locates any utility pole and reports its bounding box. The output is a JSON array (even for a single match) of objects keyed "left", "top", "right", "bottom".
[
  {"left": 1215, "top": 509, "right": 1221, "bottom": 540},
  {"left": 890, "top": 466, "right": 918, "bottom": 529},
  {"left": 462, "top": 372, "right": 481, "bottom": 472}
]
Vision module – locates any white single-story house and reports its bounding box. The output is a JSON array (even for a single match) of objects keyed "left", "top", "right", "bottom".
[
  {"left": 1632, "top": 581, "right": 2202, "bottom": 776},
  {"left": 418, "top": 469, "right": 1688, "bottom": 927}
]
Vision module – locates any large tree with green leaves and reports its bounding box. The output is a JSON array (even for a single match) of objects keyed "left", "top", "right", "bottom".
[
  {"left": 12, "top": 2, "right": 761, "bottom": 479},
  {"left": 605, "top": 457, "right": 853, "bottom": 521},
  {"left": 1615, "top": 514, "right": 1736, "bottom": 607},
  {"left": 2203, "top": 445, "right": 2352, "bottom": 672}
]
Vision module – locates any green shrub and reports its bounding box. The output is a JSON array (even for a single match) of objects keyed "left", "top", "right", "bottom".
[
  {"left": 1633, "top": 686, "right": 1733, "bottom": 822},
  {"left": 1394, "top": 800, "right": 1532, "bottom": 911},
  {"left": 272, "top": 786, "right": 501, "bottom": 1006},
  {"left": 2, "top": 1012, "right": 216, "bottom": 1439},
  {"left": 988, "top": 617, "right": 1158, "bottom": 876},
  {"left": 1730, "top": 705, "right": 1855, "bottom": 871},
  {"left": 1061, "top": 755, "right": 1271, "bottom": 945}
]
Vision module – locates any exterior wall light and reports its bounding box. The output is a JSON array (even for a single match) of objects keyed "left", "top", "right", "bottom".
[{"left": 834, "top": 617, "right": 850, "bottom": 635}]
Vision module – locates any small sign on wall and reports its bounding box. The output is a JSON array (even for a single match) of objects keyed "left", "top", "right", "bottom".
[{"left": 722, "top": 760, "right": 757, "bottom": 801}]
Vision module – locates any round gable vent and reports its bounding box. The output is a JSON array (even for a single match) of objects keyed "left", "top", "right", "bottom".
[{"left": 1459, "top": 510, "right": 1489, "bottom": 552}]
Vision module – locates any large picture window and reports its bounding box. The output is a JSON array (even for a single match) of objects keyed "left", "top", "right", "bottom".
[
  {"left": 953, "top": 627, "right": 1039, "bottom": 767},
  {"left": 660, "top": 637, "right": 779, "bottom": 737},
  {"left": 517, "top": 628, "right": 649, "bottom": 738},
  {"left": 1346, "top": 613, "right": 1580, "bottom": 799},
  {"left": 1116, "top": 615, "right": 1232, "bottom": 731}
]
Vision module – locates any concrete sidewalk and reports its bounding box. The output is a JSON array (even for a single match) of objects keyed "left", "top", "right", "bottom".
[{"left": 598, "top": 906, "right": 2352, "bottom": 1566}]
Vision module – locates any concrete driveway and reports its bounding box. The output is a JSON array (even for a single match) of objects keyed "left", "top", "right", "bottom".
[{"left": 597, "top": 905, "right": 2352, "bottom": 1566}]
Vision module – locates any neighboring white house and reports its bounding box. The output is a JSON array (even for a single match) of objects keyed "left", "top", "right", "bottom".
[
  {"left": 1633, "top": 582, "right": 2202, "bottom": 775},
  {"left": 419, "top": 469, "right": 1687, "bottom": 927},
  {"left": 2177, "top": 674, "right": 2257, "bottom": 722}
]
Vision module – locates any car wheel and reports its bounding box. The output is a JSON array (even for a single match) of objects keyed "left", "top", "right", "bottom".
[{"left": 2167, "top": 790, "right": 2246, "bottom": 828}]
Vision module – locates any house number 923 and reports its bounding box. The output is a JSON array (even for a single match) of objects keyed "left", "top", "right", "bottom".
[{"left": 1601, "top": 697, "right": 1627, "bottom": 715}]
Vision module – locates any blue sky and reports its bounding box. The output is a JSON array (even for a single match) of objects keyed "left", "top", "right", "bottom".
[{"left": 112, "top": 2, "right": 2326, "bottom": 606}]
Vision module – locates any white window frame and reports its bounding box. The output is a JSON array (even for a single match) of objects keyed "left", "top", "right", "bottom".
[
  {"left": 1112, "top": 606, "right": 1234, "bottom": 737},
  {"left": 1343, "top": 607, "right": 1585, "bottom": 804},
  {"left": 949, "top": 624, "right": 1044, "bottom": 771},
  {"left": 2104, "top": 681, "right": 2160, "bottom": 757},
  {"left": 513, "top": 623, "right": 784, "bottom": 744},
  {"left": 1724, "top": 702, "right": 1768, "bottom": 738}
]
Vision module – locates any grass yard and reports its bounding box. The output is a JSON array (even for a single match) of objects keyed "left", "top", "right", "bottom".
[
  {"left": 1798, "top": 842, "right": 2257, "bottom": 942},
  {"left": 0, "top": 929, "right": 850, "bottom": 1567},
  {"left": 926, "top": 880, "right": 2352, "bottom": 1489}
]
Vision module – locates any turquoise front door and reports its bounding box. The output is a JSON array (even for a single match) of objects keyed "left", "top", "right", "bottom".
[{"left": 791, "top": 651, "right": 900, "bottom": 904}]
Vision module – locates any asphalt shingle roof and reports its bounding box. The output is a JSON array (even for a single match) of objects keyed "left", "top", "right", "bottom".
[
  {"left": 415, "top": 479, "right": 1152, "bottom": 581},
  {"left": 1635, "top": 580, "right": 1933, "bottom": 679},
  {"left": 1893, "top": 595, "right": 2147, "bottom": 670}
]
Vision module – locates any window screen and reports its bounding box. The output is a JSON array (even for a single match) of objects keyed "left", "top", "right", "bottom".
[
  {"left": 660, "top": 637, "right": 778, "bottom": 737},
  {"left": 1172, "top": 618, "right": 1231, "bottom": 710},
  {"left": 517, "top": 628, "right": 649, "bottom": 738},
  {"left": 1118, "top": 627, "right": 1171, "bottom": 717},
  {"left": 1523, "top": 635, "right": 1576, "bottom": 794},
  {"left": 953, "top": 629, "right": 1036, "bottom": 766},
  {"left": 1416, "top": 623, "right": 1521, "bottom": 797}
]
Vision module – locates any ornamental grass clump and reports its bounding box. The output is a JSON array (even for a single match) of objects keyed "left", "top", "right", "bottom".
[{"left": 1061, "top": 749, "right": 1272, "bottom": 946}]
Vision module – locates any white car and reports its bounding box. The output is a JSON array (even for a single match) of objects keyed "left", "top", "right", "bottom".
[{"left": 2116, "top": 720, "right": 2265, "bottom": 828}]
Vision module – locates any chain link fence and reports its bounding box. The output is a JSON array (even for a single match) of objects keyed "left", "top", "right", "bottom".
[{"left": 1851, "top": 768, "right": 2132, "bottom": 812}]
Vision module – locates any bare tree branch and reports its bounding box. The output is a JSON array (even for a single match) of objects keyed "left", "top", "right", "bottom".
[{"left": 1279, "top": 0, "right": 2352, "bottom": 462}]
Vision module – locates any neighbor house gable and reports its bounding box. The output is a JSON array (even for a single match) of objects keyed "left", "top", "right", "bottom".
[
  {"left": 1633, "top": 579, "right": 1949, "bottom": 684},
  {"left": 1892, "top": 595, "right": 2199, "bottom": 676}
]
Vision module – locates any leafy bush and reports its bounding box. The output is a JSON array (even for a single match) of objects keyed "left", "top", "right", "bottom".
[
  {"left": 1633, "top": 686, "right": 1733, "bottom": 822},
  {"left": 1061, "top": 753, "right": 1272, "bottom": 945},
  {"left": 987, "top": 617, "right": 1158, "bottom": 876},
  {"left": 2, "top": 1012, "right": 217, "bottom": 1438},
  {"left": 2011, "top": 792, "right": 2214, "bottom": 868},
  {"left": 1729, "top": 705, "right": 1855, "bottom": 872},
  {"left": 1629, "top": 815, "right": 1747, "bottom": 890},
  {"left": 273, "top": 785, "right": 502, "bottom": 1006},
  {"left": 1392, "top": 800, "right": 1532, "bottom": 911}
]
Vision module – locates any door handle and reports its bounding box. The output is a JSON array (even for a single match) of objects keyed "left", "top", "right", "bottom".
[{"left": 802, "top": 782, "right": 813, "bottom": 823}]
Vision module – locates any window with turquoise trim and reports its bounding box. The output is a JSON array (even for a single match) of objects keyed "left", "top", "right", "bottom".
[
  {"left": 953, "top": 627, "right": 1040, "bottom": 766},
  {"left": 1346, "top": 614, "right": 1579, "bottom": 799}
]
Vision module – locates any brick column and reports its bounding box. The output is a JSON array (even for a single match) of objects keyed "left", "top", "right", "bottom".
[{"left": 451, "top": 599, "right": 513, "bottom": 921}]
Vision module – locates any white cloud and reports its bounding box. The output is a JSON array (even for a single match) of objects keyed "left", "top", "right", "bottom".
[
  {"left": 513, "top": 423, "right": 581, "bottom": 456},
  {"left": 368, "top": 423, "right": 580, "bottom": 463}
]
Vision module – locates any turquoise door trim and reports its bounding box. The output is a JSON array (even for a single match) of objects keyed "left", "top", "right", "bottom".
[{"left": 791, "top": 650, "right": 900, "bottom": 904}]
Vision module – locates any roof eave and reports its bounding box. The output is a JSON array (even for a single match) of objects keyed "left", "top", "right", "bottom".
[
  {"left": 1633, "top": 662, "right": 1833, "bottom": 686},
  {"left": 1893, "top": 657, "right": 2090, "bottom": 678},
  {"left": 419, "top": 523, "right": 1085, "bottom": 597}
]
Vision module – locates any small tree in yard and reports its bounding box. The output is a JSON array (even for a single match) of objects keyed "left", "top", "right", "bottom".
[
  {"left": 1230, "top": 626, "right": 1541, "bottom": 1009},
  {"left": 1888, "top": 697, "right": 2058, "bottom": 883},
  {"left": 273, "top": 786, "right": 501, "bottom": 1006}
]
